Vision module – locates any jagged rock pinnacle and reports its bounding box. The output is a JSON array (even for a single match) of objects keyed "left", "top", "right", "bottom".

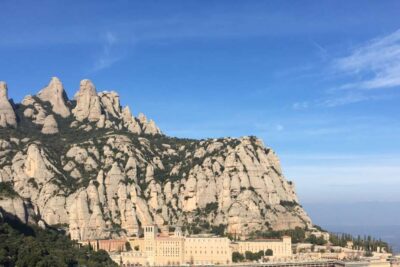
[
  {"left": 0, "top": 81, "right": 17, "bottom": 128},
  {"left": 37, "top": 77, "right": 71, "bottom": 118},
  {"left": 72, "top": 79, "right": 102, "bottom": 122}
]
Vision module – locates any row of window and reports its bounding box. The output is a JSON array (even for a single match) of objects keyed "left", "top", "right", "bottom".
[
  {"left": 186, "top": 250, "right": 228, "bottom": 255},
  {"left": 186, "top": 238, "right": 227, "bottom": 243}
]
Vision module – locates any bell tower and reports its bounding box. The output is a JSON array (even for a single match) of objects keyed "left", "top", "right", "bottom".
[
  {"left": 144, "top": 225, "right": 157, "bottom": 265},
  {"left": 144, "top": 225, "right": 157, "bottom": 239}
]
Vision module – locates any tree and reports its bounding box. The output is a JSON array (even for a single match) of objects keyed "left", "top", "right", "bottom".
[
  {"left": 232, "top": 252, "right": 245, "bottom": 263},
  {"left": 245, "top": 251, "right": 255, "bottom": 261},
  {"left": 245, "top": 251, "right": 263, "bottom": 261},
  {"left": 306, "top": 234, "right": 327, "bottom": 245},
  {"left": 365, "top": 251, "right": 373, "bottom": 257},
  {"left": 265, "top": 249, "right": 273, "bottom": 256},
  {"left": 0, "top": 214, "right": 118, "bottom": 267},
  {"left": 211, "top": 224, "right": 226, "bottom": 236}
]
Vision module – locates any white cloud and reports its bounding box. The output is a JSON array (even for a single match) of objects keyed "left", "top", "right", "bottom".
[
  {"left": 292, "top": 101, "right": 309, "bottom": 110},
  {"left": 91, "top": 32, "right": 122, "bottom": 72},
  {"left": 276, "top": 124, "right": 284, "bottom": 131},
  {"left": 334, "top": 29, "right": 400, "bottom": 90},
  {"left": 319, "top": 92, "right": 374, "bottom": 107}
]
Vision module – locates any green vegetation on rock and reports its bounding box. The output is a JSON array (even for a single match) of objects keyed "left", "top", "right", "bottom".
[{"left": 0, "top": 210, "right": 117, "bottom": 267}]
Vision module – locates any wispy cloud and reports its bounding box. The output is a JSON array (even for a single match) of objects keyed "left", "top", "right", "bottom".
[
  {"left": 276, "top": 124, "right": 284, "bottom": 131},
  {"left": 292, "top": 29, "right": 400, "bottom": 109},
  {"left": 292, "top": 101, "right": 309, "bottom": 110},
  {"left": 334, "top": 29, "right": 400, "bottom": 90},
  {"left": 292, "top": 93, "right": 380, "bottom": 109},
  {"left": 91, "top": 32, "right": 122, "bottom": 72},
  {"left": 318, "top": 92, "right": 391, "bottom": 107},
  {"left": 310, "top": 40, "right": 329, "bottom": 60}
]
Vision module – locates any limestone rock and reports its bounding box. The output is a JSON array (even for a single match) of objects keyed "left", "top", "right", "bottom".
[
  {"left": 122, "top": 107, "right": 141, "bottom": 134},
  {"left": 0, "top": 82, "right": 17, "bottom": 128},
  {"left": 0, "top": 78, "right": 313, "bottom": 241},
  {"left": 72, "top": 79, "right": 102, "bottom": 122},
  {"left": 0, "top": 196, "right": 36, "bottom": 224},
  {"left": 24, "top": 144, "right": 55, "bottom": 182},
  {"left": 143, "top": 119, "right": 161, "bottom": 135},
  {"left": 37, "top": 77, "right": 71, "bottom": 118},
  {"left": 21, "top": 95, "right": 48, "bottom": 125},
  {"left": 99, "top": 91, "right": 121, "bottom": 118},
  {"left": 41, "top": 115, "right": 59, "bottom": 135}
]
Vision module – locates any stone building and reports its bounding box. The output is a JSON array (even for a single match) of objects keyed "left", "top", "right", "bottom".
[
  {"left": 82, "top": 225, "right": 292, "bottom": 266},
  {"left": 79, "top": 239, "right": 127, "bottom": 252},
  {"left": 234, "top": 236, "right": 292, "bottom": 257},
  {"left": 184, "top": 236, "right": 232, "bottom": 265}
]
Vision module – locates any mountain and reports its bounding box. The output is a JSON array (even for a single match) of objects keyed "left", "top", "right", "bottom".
[{"left": 0, "top": 77, "right": 311, "bottom": 241}]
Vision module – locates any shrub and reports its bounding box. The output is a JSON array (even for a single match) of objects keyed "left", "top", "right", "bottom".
[
  {"left": 232, "top": 252, "right": 244, "bottom": 262},
  {"left": 265, "top": 249, "right": 273, "bottom": 256},
  {"left": 0, "top": 182, "right": 18, "bottom": 198}
]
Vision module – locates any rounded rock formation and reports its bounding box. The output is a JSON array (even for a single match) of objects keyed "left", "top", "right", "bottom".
[
  {"left": 37, "top": 77, "right": 71, "bottom": 118},
  {"left": 41, "top": 115, "right": 59, "bottom": 135},
  {"left": 72, "top": 79, "right": 102, "bottom": 122},
  {"left": 0, "top": 82, "right": 17, "bottom": 128}
]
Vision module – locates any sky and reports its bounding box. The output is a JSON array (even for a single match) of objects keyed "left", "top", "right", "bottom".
[{"left": 1, "top": 0, "right": 400, "bottom": 206}]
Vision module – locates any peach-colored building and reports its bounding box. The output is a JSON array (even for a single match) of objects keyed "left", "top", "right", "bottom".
[
  {"left": 82, "top": 225, "right": 293, "bottom": 266},
  {"left": 123, "top": 225, "right": 232, "bottom": 266},
  {"left": 184, "top": 236, "right": 232, "bottom": 265}
]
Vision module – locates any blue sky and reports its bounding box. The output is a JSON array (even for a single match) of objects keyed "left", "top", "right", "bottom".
[{"left": 1, "top": 0, "right": 400, "bottom": 204}]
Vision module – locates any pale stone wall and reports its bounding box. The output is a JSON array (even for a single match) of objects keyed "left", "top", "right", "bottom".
[
  {"left": 184, "top": 237, "right": 232, "bottom": 265},
  {"left": 235, "top": 236, "right": 292, "bottom": 257},
  {"left": 155, "top": 237, "right": 185, "bottom": 266},
  {"left": 79, "top": 239, "right": 126, "bottom": 252},
  {"left": 120, "top": 251, "right": 147, "bottom": 266}
]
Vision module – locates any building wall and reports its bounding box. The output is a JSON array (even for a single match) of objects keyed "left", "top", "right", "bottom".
[
  {"left": 236, "top": 236, "right": 292, "bottom": 257},
  {"left": 184, "top": 237, "right": 232, "bottom": 265},
  {"left": 155, "top": 237, "right": 185, "bottom": 266},
  {"left": 79, "top": 239, "right": 126, "bottom": 253},
  {"left": 99, "top": 226, "right": 293, "bottom": 266},
  {"left": 120, "top": 251, "right": 148, "bottom": 266}
]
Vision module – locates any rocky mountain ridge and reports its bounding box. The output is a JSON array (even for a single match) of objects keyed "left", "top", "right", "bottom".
[{"left": 0, "top": 77, "right": 312, "bottom": 241}]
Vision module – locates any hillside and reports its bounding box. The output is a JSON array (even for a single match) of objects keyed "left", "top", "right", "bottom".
[
  {"left": 0, "top": 207, "right": 117, "bottom": 267},
  {"left": 0, "top": 77, "right": 312, "bottom": 241}
]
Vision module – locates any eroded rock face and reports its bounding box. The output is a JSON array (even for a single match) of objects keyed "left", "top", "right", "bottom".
[
  {"left": 0, "top": 196, "right": 37, "bottom": 224},
  {"left": 72, "top": 79, "right": 102, "bottom": 122},
  {"left": 99, "top": 91, "right": 121, "bottom": 119},
  {"left": 37, "top": 77, "right": 71, "bottom": 118},
  {"left": 0, "top": 78, "right": 312, "bottom": 241},
  {"left": 41, "top": 115, "right": 59, "bottom": 135},
  {"left": 0, "top": 82, "right": 17, "bottom": 128},
  {"left": 4, "top": 78, "right": 161, "bottom": 136},
  {"left": 0, "top": 134, "right": 311, "bottom": 240}
]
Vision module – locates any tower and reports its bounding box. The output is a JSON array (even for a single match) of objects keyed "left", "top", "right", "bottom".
[
  {"left": 174, "top": 227, "right": 182, "bottom": 237},
  {"left": 144, "top": 225, "right": 157, "bottom": 239},
  {"left": 144, "top": 225, "right": 157, "bottom": 265}
]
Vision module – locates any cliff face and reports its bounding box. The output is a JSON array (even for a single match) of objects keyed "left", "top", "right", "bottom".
[{"left": 0, "top": 78, "right": 312, "bottom": 241}]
